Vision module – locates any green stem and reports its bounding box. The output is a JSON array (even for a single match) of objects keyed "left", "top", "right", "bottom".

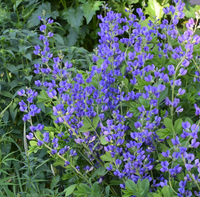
[
  {"left": 182, "top": 155, "right": 200, "bottom": 191},
  {"left": 170, "top": 55, "right": 186, "bottom": 122},
  {"left": 34, "top": 132, "right": 90, "bottom": 184},
  {"left": 14, "top": 0, "right": 20, "bottom": 25}
]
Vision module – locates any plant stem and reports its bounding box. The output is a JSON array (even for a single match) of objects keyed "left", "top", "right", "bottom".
[
  {"left": 170, "top": 55, "right": 186, "bottom": 122},
  {"left": 15, "top": 0, "right": 20, "bottom": 25},
  {"left": 182, "top": 155, "right": 200, "bottom": 191},
  {"left": 33, "top": 132, "right": 91, "bottom": 185}
]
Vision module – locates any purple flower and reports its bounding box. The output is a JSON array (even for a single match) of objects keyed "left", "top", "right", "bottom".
[
  {"left": 185, "top": 164, "right": 193, "bottom": 171},
  {"left": 179, "top": 68, "right": 187, "bottom": 75},
  {"left": 64, "top": 161, "right": 70, "bottom": 167},
  {"left": 144, "top": 75, "right": 152, "bottom": 82},
  {"left": 134, "top": 121, "right": 142, "bottom": 128},
  {"left": 185, "top": 190, "right": 192, "bottom": 197},
  {"left": 168, "top": 65, "right": 175, "bottom": 76},
  {"left": 106, "top": 164, "right": 113, "bottom": 171},
  {"left": 162, "top": 150, "right": 170, "bottom": 157},
  {"left": 178, "top": 88, "right": 185, "bottom": 95},
  {"left": 18, "top": 89, "right": 25, "bottom": 96},
  {"left": 51, "top": 149, "right": 57, "bottom": 155},
  {"left": 37, "top": 140, "right": 43, "bottom": 146},
  {"left": 43, "top": 132, "right": 49, "bottom": 143},
  {"left": 40, "top": 25, "right": 47, "bottom": 32},
  {"left": 22, "top": 114, "right": 30, "bottom": 121},
  {"left": 171, "top": 136, "right": 180, "bottom": 145},
  {"left": 176, "top": 106, "right": 183, "bottom": 114},
  {"left": 160, "top": 161, "right": 169, "bottom": 172},
  {"left": 48, "top": 32, "right": 54, "bottom": 37},
  {"left": 35, "top": 80, "right": 42, "bottom": 87},
  {"left": 70, "top": 149, "right": 77, "bottom": 156},
  {"left": 48, "top": 19, "right": 54, "bottom": 24},
  {"left": 26, "top": 133, "right": 34, "bottom": 140},
  {"left": 169, "top": 164, "right": 182, "bottom": 177},
  {"left": 47, "top": 90, "right": 57, "bottom": 98},
  {"left": 163, "top": 7, "right": 169, "bottom": 14},
  {"left": 116, "top": 159, "right": 122, "bottom": 166},
  {"left": 191, "top": 139, "right": 200, "bottom": 148},
  {"left": 58, "top": 132, "right": 64, "bottom": 138},
  {"left": 36, "top": 123, "right": 44, "bottom": 131},
  {"left": 182, "top": 121, "right": 191, "bottom": 131},
  {"left": 30, "top": 126, "right": 36, "bottom": 132},
  {"left": 182, "top": 59, "right": 189, "bottom": 67},
  {"left": 187, "top": 154, "right": 194, "bottom": 162},
  {"left": 191, "top": 124, "right": 199, "bottom": 132},
  {"left": 194, "top": 104, "right": 200, "bottom": 116}
]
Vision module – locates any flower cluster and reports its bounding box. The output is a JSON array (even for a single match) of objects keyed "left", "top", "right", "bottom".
[{"left": 18, "top": 0, "right": 200, "bottom": 196}]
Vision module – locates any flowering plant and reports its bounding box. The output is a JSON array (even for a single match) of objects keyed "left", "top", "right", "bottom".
[{"left": 18, "top": 1, "right": 200, "bottom": 196}]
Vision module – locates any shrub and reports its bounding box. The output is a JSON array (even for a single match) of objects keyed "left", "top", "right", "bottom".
[{"left": 18, "top": 0, "right": 200, "bottom": 196}]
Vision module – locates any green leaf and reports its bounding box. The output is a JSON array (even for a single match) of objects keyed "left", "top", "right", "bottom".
[
  {"left": 67, "top": 27, "right": 79, "bottom": 46},
  {"left": 183, "top": 6, "right": 195, "bottom": 19},
  {"left": 22, "top": 3, "right": 39, "bottom": 22},
  {"left": 109, "top": 180, "right": 124, "bottom": 185},
  {"left": 149, "top": 194, "right": 162, "bottom": 197},
  {"left": 100, "top": 152, "right": 113, "bottom": 162},
  {"left": 53, "top": 34, "right": 65, "bottom": 45},
  {"left": 81, "top": 1, "right": 102, "bottom": 24},
  {"left": 5, "top": 50, "right": 15, "bottom": 58},
  {"left": 100, "top": 135, "right": 108, "bottom": 145},
  {"left": 174, "top": 118, "right": 182, "bottom": 133},
  {"left": 79, "top": 116, "right": 93, "bottom": 132},
  {"left": 24, "top": 53, "right": 32, "bottom": 61},
  {"left": 185, "top": 117, "right": 193, "bottom": 125},
  {"left": 30, "top": 141, "right": 37, "bottom": 146},
  {"left": 127, "top": 0, "right": 139, "bottom": 4},
  {"left": 156, "top": 129, "right": 170, "bottom": 139},
  {"left": 92, "top": 182, "right": 100, "bottom": 194},
  {"left": 50, "top": 175, "right": 60, "bottom": 189},
  {"left": 107, "top": 1, "right": 129, "bottom": 18},
  {"left": 53, "top": 158, "right": 65, "bottom": 167},
  {"left": 2, "top": 111, "right": 9, "bottom": 124},
  {"left": 62, "top": 7, "right": 84, "bottom": 33},
  {"left": 25, "top": 75, "right": 33, "bottom": 82},
  {"left": 91, "top": 166, "right": 106, "bottom": 179},
  {"left": 158, "top": 87, "right": 168, "bottom": 105},
  {"left": 164, "top": 117, "right": 174, "bottom": 131},
  {"left": 162, "top": 186, "right": 171, "bottom": 197},
  {"left": 141, "top": 179, "right": 150, "bottom": 197},
  {"left": 37, "top": 89, "right": 52, "bottom": 103},
  {"left": 27, "top": 2, "right": 51, "bottom": 28},
  {"left": 79, "top": 126, "right": 93, "bottom": 132},
  {"left": 9, "top": 102, "right": 17, "bottom": 122},
  {"left": 3, "top": 187, "right": 15, "bottom": 197},
  {"left": 6, "top": 64, "right": 17, "bottom": 73},
  {"left": 125, "top": 179, "right": 136, "bottom": 191},
  {"left": 80, "top": 183, "right": 92, "bottom": 193},
  {"left": 64, "top": 184, "right": 77, "bottom": 196},
  {"left": 139, "top": 96, "right": 149, "bottom": 107},
  {"left": 158, "top": 143, "right": 169, "bottom": 152},
  {"left": 105, "top": 185, "right": 110, "bottom": 197},
  {"left": 1, "top": 90, "right": 13, "bottom": 98},
  {"left": 137, "top": 77, "right": 151, "bottom": 86},
  {"left": 145, "top": 0, "right": 163, "bottom": 20},
  {"left": 93, "top": 115, "right": 99, "bottom": 128},
  {"left": 155, "top": 163, "right": 162, "bottom": 171}
]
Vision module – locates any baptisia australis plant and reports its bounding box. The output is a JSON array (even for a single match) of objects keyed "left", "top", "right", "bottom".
[{"left": 18, "top": 1, "right": 200, "bottom": 196}]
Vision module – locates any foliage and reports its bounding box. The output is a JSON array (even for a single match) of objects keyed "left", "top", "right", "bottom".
[
  {"left": 16, "top": 0, "right": 200, "bottom": 196},
  {"left": 1, "top": 0, "right": 200, "bottom": 196}
]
